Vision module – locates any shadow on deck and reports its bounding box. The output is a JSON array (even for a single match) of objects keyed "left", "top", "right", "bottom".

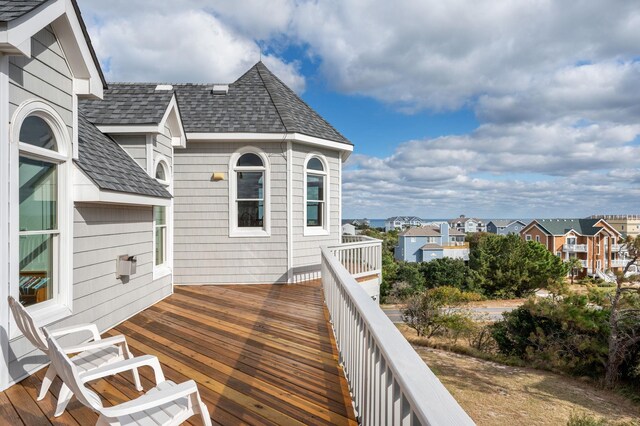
[{"left": 0, "top": 281, "right": 357, "bottom": 425}]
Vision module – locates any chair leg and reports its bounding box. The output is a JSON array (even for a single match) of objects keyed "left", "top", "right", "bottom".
[
  {"left": 38, "top": 364, "right": 57, "bottom": 401},
  {"left": 123, "top": 344, "right": 143, "bottom": 391},
  {"left": 195, "top": 393, "right": 212, "bottom": 426},
  {"left": 54, "top": 383, "right": 72, "bottom": 417}
]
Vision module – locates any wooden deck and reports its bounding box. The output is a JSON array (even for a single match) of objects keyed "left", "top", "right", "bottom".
[{"left": 0, "top": 282, "right": 357, "bottom": 425}]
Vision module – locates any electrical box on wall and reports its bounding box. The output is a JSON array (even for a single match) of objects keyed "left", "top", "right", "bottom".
[{"left": 116, "top": 255, "right": 137, "bottom": 278}]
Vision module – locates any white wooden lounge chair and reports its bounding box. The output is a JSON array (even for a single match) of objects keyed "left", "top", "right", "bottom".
[
  {"left": 44, "top": 329, "right": 213, "bottom": 426},
  {"left": 8, "top": 296, "right": 143, "bottom": 416}
]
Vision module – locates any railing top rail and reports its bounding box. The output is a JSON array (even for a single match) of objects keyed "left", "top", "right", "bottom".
[{"left": 320, "top": 245, "right": 474, "bottom": 425}]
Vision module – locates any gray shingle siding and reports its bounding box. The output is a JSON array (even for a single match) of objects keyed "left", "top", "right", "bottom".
[{"left": 76, "top": 114, "right": 171, "bottom": 199}]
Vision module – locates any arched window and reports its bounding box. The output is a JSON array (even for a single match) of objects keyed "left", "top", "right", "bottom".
[
  {"left": 304, "top": 154, "right": 329, "bottom": 235},
  {"left": 155, "top": 159, "right": 169, "bottom": 185},
  {"left": 229, "top": 149, "right": 270, "bottom": 237},
  {"left": 16, "top": 111, "right": 69, "bottom": 309}
]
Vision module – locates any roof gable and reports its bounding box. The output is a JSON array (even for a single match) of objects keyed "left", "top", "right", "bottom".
[
  {"left": 0, "top": 0, "right": 105, "bottom": 95},
  {"left": 526, "top": 218, "right": 619, "bottom": 237}
]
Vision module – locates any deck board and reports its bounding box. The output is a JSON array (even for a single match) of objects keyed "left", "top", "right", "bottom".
[{"left": 0, "top": 282, "right": 357, "bottom": 425}]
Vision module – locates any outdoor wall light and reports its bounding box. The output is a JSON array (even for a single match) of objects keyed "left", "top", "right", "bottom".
[{"left": 211, "top": 172, "right": 225, "bottom": 181}]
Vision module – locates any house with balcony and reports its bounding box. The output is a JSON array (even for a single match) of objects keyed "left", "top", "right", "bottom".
[
  {"left": 384, "top": 216, "right": 423, "bottom": 232},
  {"left": 448, "top": 214, "right": 486, "bottom": 233},
  {"left": 520, "top": 218, "right": 625, "bottom": 277},
  {"left": 395, "top": 224, "right": 469, "bottom": 263},
  {"left": 0, "top": 1, "right": 473, "bottom": 424},
  {"left": 486, "top": 219, "right": 528, "bottom": 235}
]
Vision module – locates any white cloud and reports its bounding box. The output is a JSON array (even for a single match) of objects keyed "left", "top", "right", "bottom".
[
  {"left": 82, "top": 1, "right": 304, "bottom": 90},
  {"left": 343, "top": 121, "right": 640, "bottom": 218}
]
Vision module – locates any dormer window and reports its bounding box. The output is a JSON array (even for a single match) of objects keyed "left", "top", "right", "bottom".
[{"left": 155, "top": 160, "right": 169, "bottom": 185}]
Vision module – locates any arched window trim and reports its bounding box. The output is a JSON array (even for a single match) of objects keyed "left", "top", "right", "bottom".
[
  {"left": 9, "top": 100, "right": 74, "bottom": 334},
  {"left": 303, "top": 153, "right": 330, "bottom": 237},
  {"left": 228, "top": 146, "right": 271, "bottom": 238},
  {"left": 153, "top": 155, "right": 171, "bottom": 187}
]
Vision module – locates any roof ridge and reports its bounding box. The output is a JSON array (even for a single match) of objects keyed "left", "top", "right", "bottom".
[
  {"left": 254, "top": 62, "right": 288, "bottom": 132},
  {"left": 255, "top": 62, "right": 351, "bottom": 143}
]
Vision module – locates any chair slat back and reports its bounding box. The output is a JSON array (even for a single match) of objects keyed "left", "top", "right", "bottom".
[
  {"left": 7, "top": 296, "right": 48, "bottom": 352},
  {"left": 44, "top": 329, "right": 104, "bottom": 411}
]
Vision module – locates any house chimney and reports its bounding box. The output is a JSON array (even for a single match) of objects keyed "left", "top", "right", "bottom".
[{"left": 440, "top": 222, "right": 449, "bottom": 245}]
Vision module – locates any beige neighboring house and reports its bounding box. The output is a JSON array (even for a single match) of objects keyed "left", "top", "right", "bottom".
[{"left": 590, "top": 215, "right": 640, "bottom": 238}]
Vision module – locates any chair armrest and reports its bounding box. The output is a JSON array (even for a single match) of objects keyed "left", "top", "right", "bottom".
[
  {"left": 49, "top": 323, "right": 101, "bottom": 342},
  {"left": 80, "top": 355, "right": 165, "bottom": 384},
  {"left": 63, "top": 334, "right": 127, "bottom": 355},
  {"left": 100, "top": 381, "right": 199, "bottom": 419}
]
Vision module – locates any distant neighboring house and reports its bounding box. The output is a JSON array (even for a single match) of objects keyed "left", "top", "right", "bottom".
[
  {"left": 385, "top": 216, "right": 423, "bottom": 232},
  {"left": 448, "top": 215, "right": 486, "bottom": 233},
  {"left": 520, "top": 218, "right": 626, "bottom": 277},
  {"left": 487, "top": 219, "right": 528, "bottom": 235},
  {"left": 395, "top": 224, "right": 468, "bottom": 263},
  {"left": 589, "top": 215, "right": 640, "bottom": 238},
  {"left": 351, "top": 219, "right": 370, "bottom": 227},
  {"left": 342, "top": 223, "right": 356, "bottom": 235}
]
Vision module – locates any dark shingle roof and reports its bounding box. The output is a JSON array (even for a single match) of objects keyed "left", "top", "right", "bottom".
[
  {"left": 0, "top": 0, "right": 47, "bottom": 22},
  {"left": 81, "top": 62, "right": 351, "bottom": 145},
  {"left": 80, "top": 84, "right": 175, "bottom": 125},
  {"left": 76, "top": 114, "right": 171, "bottom": 199},
  {"left": 399, "top": 226, "right": 465, "bottom": 237},
  {"left": 532, "top": 219, "right": 616, "bottom": 236}
]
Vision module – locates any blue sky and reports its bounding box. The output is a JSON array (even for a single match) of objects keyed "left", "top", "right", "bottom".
[{"left": 80, "top": 0, "right": 640, "bottom": 219}]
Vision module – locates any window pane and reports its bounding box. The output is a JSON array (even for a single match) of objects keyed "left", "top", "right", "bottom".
[
  {"left": 237, "top": 172, "right": 263, "bottom": 199},
  {"left": 307, "top": 174, "right": 324, "bottom": 201},
  {"left": 154, "top": 206, "right": 166, "bottom": 226},
  {"left": 237, "top": 153, "right": 263, "bottom": 167},
  {"left": 156, "top": 163, "right": 166, "bottom": 181},
  {"left": 307, "top": 157, "right": 324, "bottom": 171},
  {"left": 155, "top": 226, "right": 165, "bottom": 266},
  {"left": 238, "top": 201, "right": 264, "bottom": 227},
  {"left": 20, "top": 116, "right": 57, "bottom": 151},
  {"left": 19, "top": 156, "right": 57, "bottom": 232},
  {"left": 307, "top": 202, "right": 323, "bottom": 227},
  {"left": 19, "top": 234, "right": 55, "bottom": 307}
]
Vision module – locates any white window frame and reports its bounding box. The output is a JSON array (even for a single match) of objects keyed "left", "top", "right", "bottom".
[
  {"left": 535, "top": 235, "right": 541, "bottom": 242},
  {"left": 525, "top": 234, "right": 532, "bottom": 241},
  {"left": 154, "top": 155, "right": 170, "bottom": 187},
  {"left": 566, "top": 236, "right": 577, "bottom": 245},
  {"left": 229, "top": 147, "right": 271, "bottom": 238},
  {"left": 9, "top": 101, "right": 73, "bottom": 336},
  {"left": 303, "top": 153, "right": 330, "bottom": 236}
]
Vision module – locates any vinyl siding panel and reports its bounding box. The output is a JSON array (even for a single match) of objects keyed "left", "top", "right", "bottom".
[
  {"left": 291, "top": 144, "right": 341, "bottom": 273},
  {"left": 7, "top": 204, "right": 172, "bottom": 380},
  {"left": 173, "top": 142, "right": 288, "bottom": 284},
  {"left": 8, "top": 27, "right": 73, "bottom": 144},
  {"left": 112, "top": 135, "right": 147, "bottom": 170}
]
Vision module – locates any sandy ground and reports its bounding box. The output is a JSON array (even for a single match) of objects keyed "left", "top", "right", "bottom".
[{"left": 415, "top": 346, "right": 640, "bottom": 425}]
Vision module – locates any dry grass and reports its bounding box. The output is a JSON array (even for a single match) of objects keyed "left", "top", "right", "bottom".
[{"left": 399, "top": 325, "right": 640, "bottom": 425}]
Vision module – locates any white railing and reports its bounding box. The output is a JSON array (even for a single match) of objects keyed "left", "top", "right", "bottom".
[
  {"left": 563, "top": 244, "right": 587, "bottom": 252},
  {"left": 611, "top": 259, "right": 635, "bottom": 268},
  {"left": 321, "top": 246, "right": 474, "bottom": 426},
  {"left": 330, "top": 235, "right": 382, "bottom": 280},
  {"left": 580, "top": 260, "right": 588, "bottom": 267}
]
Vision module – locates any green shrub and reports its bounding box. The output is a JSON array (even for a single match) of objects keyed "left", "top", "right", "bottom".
[
  {"left": 491, "top": 295, "right": 610, "bottom": 377},
  {"left": 567, "top": 413, "right": 606, "bottom": 426}
]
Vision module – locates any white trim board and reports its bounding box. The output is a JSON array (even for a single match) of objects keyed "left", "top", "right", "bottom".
[
  {"left": 73, "top": 165, "right": 171, "bottom": 207},
  {"left": 0, "top": 53, "right": 10, "bottom": 391},
  {"left": 186, "top": 132, "right": 353, "bottom": 156}
]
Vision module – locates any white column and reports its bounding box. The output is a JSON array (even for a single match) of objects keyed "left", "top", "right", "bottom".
[{"left": 0, "top": 53, "right": 10, "bottom": 391}]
